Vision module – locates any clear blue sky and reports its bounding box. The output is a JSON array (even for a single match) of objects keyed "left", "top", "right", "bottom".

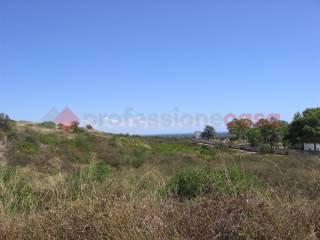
[{"left": 1, "top": 0, "right": 319, "bottom": 134}]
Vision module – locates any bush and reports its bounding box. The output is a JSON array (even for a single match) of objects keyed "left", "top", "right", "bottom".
[
  {"left": 0, "top": 113, "right": 10, "bottom": 131},
  {"left": 40, "top": 134, "right": 60, "bottom": 145},
  {"left": 258, "top": 144, "right": 272, "bottom": 154},
  {"left": 19, "top": 143, "right": 39, "bottom": 154},
  {"left": 73, "top": 134, "right": 90, "bottom": 151},
  {"left": 38, "top": 121, "right": 56, "bottom": 129},
  {"left": 164, "top": 168, "right": 202, "bottom": 199},
  {"left": 128, "top": 149, "right": 146, "bottom": 169},
  {"left": 129, "top": 156, "right": 145, "bottom": 169},
  {"left": 86, "top": 124, "right": 93, "bottom": 130},
  {"left": 161, "top": 167, "right": 257, "bottom": 199}
]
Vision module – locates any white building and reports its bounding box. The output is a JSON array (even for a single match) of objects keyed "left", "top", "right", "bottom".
[{"left": 304, "top": 143, "right": 320, "bottom": 152}]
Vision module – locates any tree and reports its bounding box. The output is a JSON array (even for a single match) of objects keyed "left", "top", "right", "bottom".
[
  {"left": 287, "top": 113, "right": 304, "bottom": 149},
  {"left": 256, "top": 118, "right": 283, "bottom": 150},
  {"left": 227, "top": 118, "right": 253, "bottom": 143},
  {"left": 279, "top": 121, "right": 289, "bottom": 149},
  {"left": 256, "top": 119, "right": 271, "bottom": 144},
  {"left": 247, "top": 127, "right": 261, "bottom": 147},
  {"left": 287, "top": 108, "right": 320, "bottom": 150},
  {"left": 86, "top": 124, "right": 93, "bottom": 130},
  {"left": 0, "top": 113, "right": 10, "bottom": 120},
  {"left": 71, "top": 121, "right": 80, "bottom": 132},
  {"left": 268, "top": 118, "right": 282, "bottom": 149},
  {"left": 201, "top": 125, "right": 216, "bottom": 140},
  {"left": 0, "top": 113, "right": 10, "bottom": 131},
  {"left": 301, "top": 108, "right": 320, "bottom": 150}
]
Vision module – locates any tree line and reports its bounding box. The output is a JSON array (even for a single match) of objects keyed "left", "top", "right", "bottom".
[
  {"left": 198, "top": 108, "right": 320, "bottom": 151},
  {"left": 225, "top": 108, "right": 320, "bottom": 150}
]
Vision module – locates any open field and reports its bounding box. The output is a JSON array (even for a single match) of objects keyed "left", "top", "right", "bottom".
[{"left": 1, "top": 123, "right": 320, "bottom": 239}]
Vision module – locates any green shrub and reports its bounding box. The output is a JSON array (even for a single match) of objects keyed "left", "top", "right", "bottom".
[
  {"left": 128, "top": 149, "right": 146, "bottom": 168},
  {"left": 40, "top": 134, "right": 60, "bottom": 145},
  {"left": 129, "top": 156, "right": 145, "bottom": 168},
  {"left": 164, "top": 168, "right": 202, "bottom": 199},
  {"left": 38, "top": 121, "right": 56, "bottom": 129},
  {"left": 73, "top": 134, "right": 90, "bottom": 151},
  {"left": 258, "top": 144, "right": 272, "bottom": 154},
  {"left": 0, "top": 114, "right": 10, "bottom": 131},
  {"left": 19, "top": 142, "right": 39, "bottom": 154},
  {"left": 161, "top": 167, "right": 257, "bottom": 199}
]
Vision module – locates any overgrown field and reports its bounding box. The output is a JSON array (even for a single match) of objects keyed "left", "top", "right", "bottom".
[{"left": 1, "top": 122, "right": 320, "bottom": 239}]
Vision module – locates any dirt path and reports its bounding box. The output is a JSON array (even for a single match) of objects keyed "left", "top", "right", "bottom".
[{"left": 230, "top": 148, "right": 257, "bottom": 154}]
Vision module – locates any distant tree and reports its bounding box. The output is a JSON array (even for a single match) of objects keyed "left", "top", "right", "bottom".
[
  {"left": 71, "top": 121, "right": 80, "bottom": 132},
  {"left": 286, "top": 113, "right": 304, "bottom": 149},
  {"left": 0, "top": 113, "right": 10, "bottom": 131},
  {"left": 201, "top": 125, "right": 216, "bottom": 140},
  {"left": 227, "top": 118, "right": 253, "bottom": 143},
  {"left": 269, "top": 118, "right": 282, "bottom": 149},
  {"left": 301, "top": 108, "right": 320, "bottom": 150},
  {"left": 0, "top": 113, "right": 10, "bottom": 120},
  {"left": 256, "top": 118, "right": 282, "bottom": 149},
  {"left": 247, "top": 127, "right": 261, "bottom": 147},
  {"left": 279, "top": 121, "right": 289, "bottom": 149},
  {"left": 286, "top": 108, "right": 320, "bottom": 150},
  {"left": 39, "top": 121, "right": 56, "bottom": 129},
  {"left": 256, "top": 119, "right": 271, "bottom": 144},
  {"left": 86, "top": 124, "right": 93, "bottom": 130}
]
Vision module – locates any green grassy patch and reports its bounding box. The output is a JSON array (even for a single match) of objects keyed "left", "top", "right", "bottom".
[
  {"left": 159, "top": 166, "right": 258, "bottom": 199},
  {"left": 19, "top": 143, "right": 39, "bottom": 154}
]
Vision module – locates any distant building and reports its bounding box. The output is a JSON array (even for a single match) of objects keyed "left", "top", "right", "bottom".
[
  {"left": 304, "top": 143, "right": 320, "bottom": 152},
  {"left": 194, "top": 131, "right": 203, "bottom": 140}
]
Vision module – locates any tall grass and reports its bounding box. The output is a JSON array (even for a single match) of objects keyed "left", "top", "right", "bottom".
[
  {"left": 0, "top": 165, "right": 36, "bottom": 215},
  {"left": 159, "top": 166, "right": 258, "bottom": 199}
]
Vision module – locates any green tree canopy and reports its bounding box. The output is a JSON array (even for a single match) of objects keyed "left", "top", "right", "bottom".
[
  {"left": 287, "top": 108, "right": 320, "bottom": 149},
  {"left": 227, "top": 118, "right": 253, "bottom": 143},
  {"left": 201, "top": 125, "right": 216, "bottom": 140},
  {"left": 247, "top": 127, "right": 261, "bottom": 147},
  {"left": 0, "top": 113, "right": 10, "bottom": 131}
]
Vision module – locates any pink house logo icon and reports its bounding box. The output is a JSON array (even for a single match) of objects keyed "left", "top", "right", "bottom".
[{"left": 53, "top": 107, "right": 80, "bottom": 126}]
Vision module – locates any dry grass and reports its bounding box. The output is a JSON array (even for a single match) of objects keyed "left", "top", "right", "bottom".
[
  {"left": 0, "top": 192, "right": 318, "bottom": 240},
  {"left": 1, "top": 124, "right": 320, "bottom": 239}
]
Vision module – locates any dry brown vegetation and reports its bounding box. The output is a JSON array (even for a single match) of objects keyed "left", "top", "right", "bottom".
[
  {"left": 1, "top": 122, "right": 320, "bottom": 239},
  {"left": 1, "top": 193, "right": 319, "bottom": 240}
]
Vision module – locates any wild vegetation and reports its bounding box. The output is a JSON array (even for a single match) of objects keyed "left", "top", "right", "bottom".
[{"left": 1, "top": 113, "right": 320, "bottom": 239}]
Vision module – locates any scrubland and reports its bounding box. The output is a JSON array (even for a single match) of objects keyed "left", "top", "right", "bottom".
[{"left": 0, "top": 122, "right": 320, "bottom": 239}]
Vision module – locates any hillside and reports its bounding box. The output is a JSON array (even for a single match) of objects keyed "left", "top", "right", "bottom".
[{"left": 1, "top": 120, "right": 320, "bottom": 239}]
